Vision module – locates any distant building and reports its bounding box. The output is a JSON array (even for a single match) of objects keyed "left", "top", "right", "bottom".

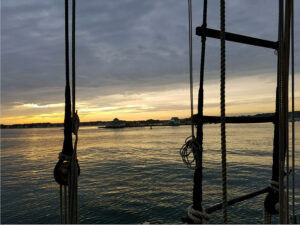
[
  {"left": 169, "top": 117, "right": 180, "bottom": 126},
  {"left": 105, "top": 118, "right": 126, "bottom": 129}
]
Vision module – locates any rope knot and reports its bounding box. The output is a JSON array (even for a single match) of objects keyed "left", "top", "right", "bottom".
[
  {"left": 268, "top": 180, "right": 279, "bottom": 192},
  {"left": 264, "top": 180, "right": 285, "bottom": 215},
  {"left": 180, "top": 136, "right": 200, "bottom": 169},
  {"left": 187, "top": 205, "right": 210, "bottom": 224}
]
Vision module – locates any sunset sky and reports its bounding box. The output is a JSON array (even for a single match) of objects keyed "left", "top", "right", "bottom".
[{"left": 1, "top": 0, "right": 300, "bottom": 125}]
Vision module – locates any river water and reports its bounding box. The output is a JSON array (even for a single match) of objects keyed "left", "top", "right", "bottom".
[{"left": 1, "top": 123, "right": 299, "bottom": 223}]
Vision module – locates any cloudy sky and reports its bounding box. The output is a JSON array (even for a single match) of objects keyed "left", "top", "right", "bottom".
[{"left": 1, "top": 0, "right": 300, "bottom": 124}]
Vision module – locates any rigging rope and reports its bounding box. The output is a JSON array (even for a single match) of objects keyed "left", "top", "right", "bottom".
[
  {"left": 181, "top": 1, "right": 209, "bottom": 223},
  {"left": 181, "top": 0, "right": 198, "bottom": 169},
  {"left": 180, "top": 136, "right": 199, "bottom": 169},
  {"left": 72, "top": 0, "right": 76, "bottom": 117},
  {"left": 220, "top": 0, "right": 228, "bottom": 223},
  {"left": 278, "top": 0, "right": 284, "bottom": 223},
  {"left": 54, "top": 0, "right": 80, "bottom": 223},
  {"left": 188, "top": 0, "right": 195, "bottom": 138},
  {"left": 277, "top": 1, "right": 283, "bottom": 219},
  {"left": 68, "top": 0, "right": 80, "bottom": 223},
  {"left": 285, "top": 2, "right": 292, "bottom": 217},
  {"left": 53, "top": 0, "right": 73, "bottom": 186},
  {"left": 291, "top": 0, "right": 296, "bottom": 222}
]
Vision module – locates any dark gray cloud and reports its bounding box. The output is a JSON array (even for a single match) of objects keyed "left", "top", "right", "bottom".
[{"left": 1, "top": 0, "right": 300, "bottom": 113}]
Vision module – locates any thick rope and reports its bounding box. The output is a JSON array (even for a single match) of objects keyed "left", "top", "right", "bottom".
[
  {"left": 220, "top": 0, "right": 228, "bottom": 223},
  {"left": 291, "top": 0, "right": 296, "bottom": 221},
  {"left": 187, "top": 205, "right": 210, "bottom": 224}
]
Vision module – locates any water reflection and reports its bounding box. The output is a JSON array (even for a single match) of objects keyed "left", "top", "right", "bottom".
[{"left": 1, "top": 123, "right": 300, "bottom": 223}]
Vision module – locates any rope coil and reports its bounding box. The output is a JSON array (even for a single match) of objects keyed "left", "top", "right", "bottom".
[{"left": 180, "top": 136, "right": 199, "bottom": 169}]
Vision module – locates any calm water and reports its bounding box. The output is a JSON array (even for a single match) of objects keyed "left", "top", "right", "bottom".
[{"left": 1, "top": 123, "right": 300, "bottom": 224}]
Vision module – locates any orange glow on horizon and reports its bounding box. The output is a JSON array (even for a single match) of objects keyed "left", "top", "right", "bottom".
[
  {"left": 2, "top": 105, "right": 300, "bottom": 125},
  {"left": 2, "top": 75, "right": 299, "bottom": 125}
]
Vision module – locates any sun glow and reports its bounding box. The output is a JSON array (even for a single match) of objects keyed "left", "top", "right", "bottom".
[
  {"left": 19, "top": 103, "right": 65, "bottom": 109},
  {"left": 1, "top": 75, "right": 299, "bottom": 125}
]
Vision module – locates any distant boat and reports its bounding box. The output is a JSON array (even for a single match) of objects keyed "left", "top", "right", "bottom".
[{"left": 105, "top": 118, "right": 126, "bottom": 129}]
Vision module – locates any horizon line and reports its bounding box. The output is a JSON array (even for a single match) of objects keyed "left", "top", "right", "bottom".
[{"left": 2, "top": 111, "right": 300, "bottom": 126}]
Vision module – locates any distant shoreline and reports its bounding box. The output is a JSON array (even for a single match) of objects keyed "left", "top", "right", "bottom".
[
  {"left": 1, "top": 111, "right": 299, "bottom": 129},
  {"left": 0, "top": 119, "right": 189, "bottom": 129}
]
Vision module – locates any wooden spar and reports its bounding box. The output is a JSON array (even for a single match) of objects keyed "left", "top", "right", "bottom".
[
  {"left": 196, "top": 26, "right": 278, "bottom": 50},
  {"left": 193, "top": 115, "right": 275, "bottom": 124},
  {"left": 206, "top": 187, "right": 269, "bottom": 214}
]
